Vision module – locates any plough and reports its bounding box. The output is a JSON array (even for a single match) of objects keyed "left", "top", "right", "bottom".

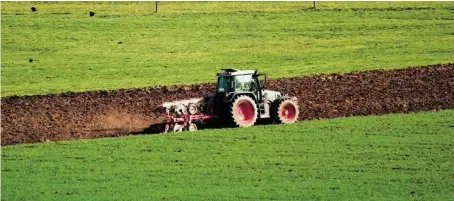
[{"left": 160, "top": 98, "right": 212, "bottom": 132}]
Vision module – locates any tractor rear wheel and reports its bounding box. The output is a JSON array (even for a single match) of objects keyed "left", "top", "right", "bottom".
[
  {"left": 230, "top": 95, "right": 258, "bottom": 127},
  {"left": 276, "top": 99, "right": 299, "bottom": 124}
]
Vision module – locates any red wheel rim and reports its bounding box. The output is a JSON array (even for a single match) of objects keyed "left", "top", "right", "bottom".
[
  {"left": 280, "top": 103, "right": 296, "bottom": 120},
  {"left": 237, "top": 101, "right": 254, "bottom": 123}
]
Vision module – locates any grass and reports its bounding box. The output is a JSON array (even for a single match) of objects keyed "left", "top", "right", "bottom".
[
  {"left": 1, "top": 2, "right": 454, "bottom": 96},
  {"left": 2, "top": 109, "right": 454, "bottom": 200}
]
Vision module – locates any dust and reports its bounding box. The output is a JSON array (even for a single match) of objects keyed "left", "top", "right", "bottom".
[{"left": 92, "top": 110, "right": 152, "bottom": 134}]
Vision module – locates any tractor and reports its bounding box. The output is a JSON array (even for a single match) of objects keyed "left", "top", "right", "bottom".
[{"left": 159, "top": 69, "right": 299, "bottom": 132}]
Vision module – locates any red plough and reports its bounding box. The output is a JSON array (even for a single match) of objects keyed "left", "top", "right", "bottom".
[{"left": 159, "top": 98, "right": 212, "bottom": 132}]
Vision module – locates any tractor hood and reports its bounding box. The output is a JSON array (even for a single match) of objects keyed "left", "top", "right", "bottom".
[{"left": 263, "top": 90, "right": 282, "bottom": 102}]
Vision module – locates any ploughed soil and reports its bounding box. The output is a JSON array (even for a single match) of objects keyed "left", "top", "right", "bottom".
[{"left": 2, "top": 64, "right": 454, "bottom": 145}]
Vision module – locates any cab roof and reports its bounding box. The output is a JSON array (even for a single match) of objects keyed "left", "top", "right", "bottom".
[{"left": 216, "top": 68, "right": 257, "bottom": 77}]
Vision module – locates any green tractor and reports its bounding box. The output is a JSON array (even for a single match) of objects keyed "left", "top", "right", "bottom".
[{"left": 160, "top": 69, "right": 299, "bottom": 132}]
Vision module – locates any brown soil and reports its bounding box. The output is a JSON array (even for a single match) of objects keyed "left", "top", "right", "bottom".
[{"left": 2, "top": 64, "right": 454, "bottom": 145}]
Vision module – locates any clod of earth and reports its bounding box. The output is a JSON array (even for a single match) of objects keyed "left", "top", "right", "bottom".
[
  {"left": 31, "top": 7, "right": 37, "bottom": 12},
  {"left": 89, "top": 11, "right": 95, "bottom": 17},
  {"left": 1, "top": 64, "right": 454, "bottom": 145}
]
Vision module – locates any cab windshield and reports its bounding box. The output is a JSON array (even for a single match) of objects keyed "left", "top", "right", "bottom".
[{"left": 216, "top": 75, "right": 257, "bottom": 93}]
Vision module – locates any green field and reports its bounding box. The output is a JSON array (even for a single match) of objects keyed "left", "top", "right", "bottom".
[
  {"left": 2, "top": 2, "right": 454, "bottom": 96},
  {"left": 2, "top": 109, "right": 454, "bottom": 200}
]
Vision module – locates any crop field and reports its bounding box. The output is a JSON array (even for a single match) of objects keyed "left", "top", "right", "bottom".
[
  {"left": 2, "top": 2, "right": 454, "bottom": 201},
  {"left": 2, "top": 110, "right": 454, "bottom": 200},
  {"left": 2, "top": 63, "right": 454, "bottom": 145},
  {"left": 1, "top": 2, "right": 454, "bottom": 96}
]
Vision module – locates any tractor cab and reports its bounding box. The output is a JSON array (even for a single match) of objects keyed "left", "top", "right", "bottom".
[{"left": 215, "top": 69, "right": 264, "bottom": 100}]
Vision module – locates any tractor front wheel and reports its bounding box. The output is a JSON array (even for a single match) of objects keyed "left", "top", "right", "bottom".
[
  {"left": 276, "top": 99, "right": 299, "bottom": 124},
  {"left": 230, "top": 95, "right": 258, "bottom": 127}
]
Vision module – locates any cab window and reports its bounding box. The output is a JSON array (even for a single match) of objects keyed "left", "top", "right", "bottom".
[
  {"left": 233, "top": 75, "right": 254, "bottom": 91},
  {"left": 216, "top": 77, "right": 227, "bottom": 92},
  {"left": 217, "top": 76, "right": 234, "bottom": 92}
]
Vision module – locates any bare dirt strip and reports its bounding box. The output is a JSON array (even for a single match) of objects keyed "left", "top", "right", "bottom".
[{"left": 2, "top": 64, "right": 453, "bottom": 145}]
